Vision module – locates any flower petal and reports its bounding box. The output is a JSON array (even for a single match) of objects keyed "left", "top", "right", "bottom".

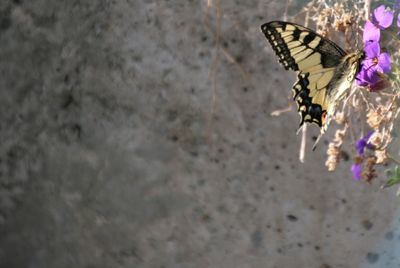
[
  {"left": 373, "top": 5, "right": 385, "bottom": 20},
  {"left": 355, "top": 65, "right": 368, "bottom": 87},
  {"left": 358, "top": 66, "right": 379, "bottom": 87},
  {"left": 356, "top": 69, "right": 368, "bottom": 86},
  {"left": 373, "top": 5, "right": 394, "bottom": 28},
  {"left": 377, "top": 52, "right": 391, "bottom": 73},
  {"left": 363, "top": 21, "right": 380, "bottom": 43},
  {"left": 365, "top": 69, "right": 379, "bottom": 85},
  {"left": 355, "top": 131, "right": 374, "bottom": 155},
  {"left": 364, "top": 40, "right": 380, "bottom": 58},
  {"left": 356, "top": 139, "right": 367, "bottom": 154},
  {"left": 351, "top": 164, "right": 362, "bottom": 180},
  {"left": 363, "top": 59, "right": 376, "bottom": 70}
]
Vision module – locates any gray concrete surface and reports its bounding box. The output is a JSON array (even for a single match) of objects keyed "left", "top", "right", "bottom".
[{"left": 0, "top": 0, "right": 399, "bottom": 267}]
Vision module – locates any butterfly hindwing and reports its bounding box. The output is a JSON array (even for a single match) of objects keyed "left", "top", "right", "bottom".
[{"left": 293, "top": 72, "right": 332, "bottom": 128}]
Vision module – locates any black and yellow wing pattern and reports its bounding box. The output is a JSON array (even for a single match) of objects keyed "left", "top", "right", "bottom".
[{"left": 261, "top": 21, "right": 364, "bottom": 134}]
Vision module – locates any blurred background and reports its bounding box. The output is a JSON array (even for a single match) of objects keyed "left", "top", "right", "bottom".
[{"left": 0, "top": 0, "right": 399, "bottom": 267}]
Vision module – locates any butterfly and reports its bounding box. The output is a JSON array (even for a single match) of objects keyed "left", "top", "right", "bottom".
[{"left": 261, "top": 21, "right": 365, "bottom": 148}]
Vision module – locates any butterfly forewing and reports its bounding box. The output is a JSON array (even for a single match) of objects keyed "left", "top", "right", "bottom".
[{"left": 261, "top": 21, "right": 346, "bottom": 70}]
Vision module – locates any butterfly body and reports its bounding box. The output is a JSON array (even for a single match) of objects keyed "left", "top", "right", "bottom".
[
  {"left": 261, "top": 21, "right": 364, "bottom": 134},
  {"left": 325, "top": 51, "right": 365, "bottom": 123}
]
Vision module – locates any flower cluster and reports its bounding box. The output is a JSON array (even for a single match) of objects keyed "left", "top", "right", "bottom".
[
  {"left": 294, "top": 0, "right": 400, "bottom": 191},
  {"left": 356, "top": 5, "right": 393, "bottom": 89},
  {"left": 349, "top": 3, "right": 400, "bottom": 185}
]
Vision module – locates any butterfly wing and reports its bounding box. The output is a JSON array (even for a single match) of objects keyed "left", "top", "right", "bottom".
[{"left": 261, "top": 21, "right": 346, "bottom": 129}]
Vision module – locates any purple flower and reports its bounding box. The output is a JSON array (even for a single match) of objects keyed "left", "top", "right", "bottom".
[
  {"left": 351, "top": 164, "right": 362, "bottom": 181},
  {"left": 372, "top": 5, "right": 394, "bottom": 28},
  {"left": 356, "top": 41, "right": 391, "bottom": 88},
  {"left": 364, "top": 41, "right": 391, "bottom": 73},
  {"left": 355, "top": 131, "right": 374, "bottom": 155},
  {"left": 363, "top": 5, "right": 394, "bottom": 43}
]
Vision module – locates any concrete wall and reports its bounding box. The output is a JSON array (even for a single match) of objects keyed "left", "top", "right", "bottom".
[{"left": 0, "top": 1, "right": 398, "bottom": 267}]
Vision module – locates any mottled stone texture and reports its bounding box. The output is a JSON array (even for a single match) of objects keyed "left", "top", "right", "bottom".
[{"left": 0, "top": 1, "right": 398, "bottom": 267}]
